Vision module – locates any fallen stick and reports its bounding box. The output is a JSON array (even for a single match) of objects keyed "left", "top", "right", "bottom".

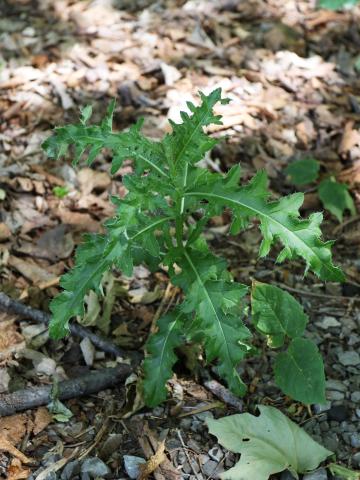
[
  {"left": 0, "top": 365, "right": 131, "bottom": 416},
  {"left": 203, "top": 379, "right": 243, "bottom": 412},
  {"left": 0, "top": 292, "right": 139, "bottom": 362}
]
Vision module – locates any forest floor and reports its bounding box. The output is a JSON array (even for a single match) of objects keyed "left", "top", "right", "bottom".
[{"left": 0, "top": 0, "right": 360, "bottom": 479}]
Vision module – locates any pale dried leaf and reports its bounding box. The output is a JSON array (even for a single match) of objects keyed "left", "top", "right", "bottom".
[
  {"left": 138, "top": 440, "right": 166, "bottom": 480},
  {"left": 0, "top": 414, "right": 27, "bottom": 444},
  {"left": 0, "top": 435, "right": 31, "bottom": 464},
  {"left": 7, "top": 458, "right": 31, "bottom": 480},
  {"left": 33, "top": 407, "right": 52, "bottom": 435}
]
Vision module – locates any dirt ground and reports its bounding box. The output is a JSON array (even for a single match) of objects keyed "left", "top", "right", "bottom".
[{"left": 0, "top": 0, "right": 360, "bottom": 478}]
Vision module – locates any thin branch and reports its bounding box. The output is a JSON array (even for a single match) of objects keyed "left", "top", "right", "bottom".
[
  {"left": 0, "top": 365, "right": 131, "bottom": 416},
  {"left": 0, "top": 292, "right": 141, "bottom": 363}
]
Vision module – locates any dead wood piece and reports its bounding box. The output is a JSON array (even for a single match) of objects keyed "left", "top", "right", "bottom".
[
  {"left": 203, "top": 379, "right": 243, "bottom": 412},
  {"left": 0, "top": 292, "right": 140, "bottom": 362},
  {"left": 0, "top": 365, "right": 131, "bottom": 416}
]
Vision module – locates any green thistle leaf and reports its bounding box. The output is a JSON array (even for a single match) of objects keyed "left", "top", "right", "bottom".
[{"left": 143, "top": 309, "right": 186, "bottom": 406}]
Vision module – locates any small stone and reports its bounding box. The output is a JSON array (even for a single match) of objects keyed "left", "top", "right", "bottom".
[
  {"left": 0, "top": 368, "right": 10, "bottom": 393},
  {"left": 99, "top": 434, "right": 123, "bottom": 461},
  {"left": 61, "top": 460, "right": 80, "bottom": 480},
  {"left": 322, "top": 434, "right": 339, "bottom": 452},
  {"left": 303, "top": 467, "right": 328, "bottom": 480},
  {"left": 177, "top": 450, "right": 187, "bottom": 464},
  {"left": 353, "top": 451, "right": 360, "bottom": 468},
  {"left": 313, "top": 402, "right": 331, "bottom": 414},
  {"left": 350, "top": 433, "right": 360, "bottom": 448},
  {"left": 280, "top": 471, "right": 297, "bottom": 480},
  {"left": 208, "top": 446, "right": 223, "bottom": 462},
  {"left": 316, "top": 316, "right": 340, "bottom": 329},
  {"left": 326, "top": 391, "right": 345, "bottom": 401},
  {"left": 327, "top": 405, "right": 349, "bottom": 422},
  {"left": 338, "top": 351, "right": 360, "bottom": 366},
  {"left": 179, "top": 418, "right": 192, "bottom": 429},
  {"left": 320, "top": 422, "right": 330, "bottom": 432},
  {"left": 203, "top": 460, "right": 223, "bottom": 478},
  {"left": 195, "top": 411, "right": 214, "bottom": 421},
  {"left": 34, "top": 356, "right": 57, "bottom": 376},
  {"left": 81, "top": 457, "right": 110, "bottom": 477},
  {"left": 326, "top": 379, "right": 347, "bottom": 392},
  {"left": 80, "top": 337, "right": 95, "bottom": 366},
  {"left": 350, "top": 391, "right": 360, "bottom": 403},
  {"left": 123, "top": 455, "right": 146, "bottom": 479}
]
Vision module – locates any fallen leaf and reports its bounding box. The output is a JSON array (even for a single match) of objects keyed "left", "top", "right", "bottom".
[
  {"left": 0, "top": 414, "right": 28, "bottom": 444},
  {"left": 56, "top": 207, "right": 100, "bottom": 232},
  {"left": 0, "top": 223, "right": 11, "bottom": 242},
  {"left": 6, "top": 458, "right": 30, "bottom": 480},
  {"left": 138, "top": 423, "right": 181, "bottom": 480},
  {"left": 78, "top": 167, "right": 111, "bottom": 195},
  {"left": 139, "top": 440, "right": 166, "bottom": 480},
  {"left": 32, "top": 407, "right": 52, "bottom": 435},
  {"left": 0, "top": 435, "right": 31, "bottom": 464},
  {"left": 8, "top": 256, "right": 58, "bottom": 285},
  {"left": 339, "top": 121, "right": 360, "bottom": 156},
  {"left": 207, "top": 405, "right": 332, "bottom": 480},
  {"left": 0, "top": 318, "right": 25, "bottom": 360},
  {"left": 160, "top": 63, "right": 181, "bottom": 86}
]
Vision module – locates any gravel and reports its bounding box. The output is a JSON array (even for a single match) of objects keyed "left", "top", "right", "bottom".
[
  {"left": 302, "top": 467, "right": 328, "bottom": 480},
  {"left": 338, "top": 351, "right": 360, "bottom": 366}
]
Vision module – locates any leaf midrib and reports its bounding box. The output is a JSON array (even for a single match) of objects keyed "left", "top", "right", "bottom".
[
  {"left": 183, "top": 250, "right": 238, "bottom": 380},
  {"left": 185, "top": 191, "right": 335, "bottom": 277},
  {"left": 157, "top": 312, "right": 183, "bottom": 378}
]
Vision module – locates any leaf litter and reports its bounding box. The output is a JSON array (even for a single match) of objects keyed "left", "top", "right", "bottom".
[{"left": 0, "top": 0, "right": 359, "bottom": 478}]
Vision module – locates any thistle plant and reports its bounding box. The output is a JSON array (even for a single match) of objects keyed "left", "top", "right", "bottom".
[{"left": 43, "top": 89, "right": 344, "bottom": 406}]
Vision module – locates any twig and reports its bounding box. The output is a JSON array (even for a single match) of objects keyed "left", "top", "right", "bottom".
[
  {"left": 203, "top": 379, "right": 243, "bottom": 412},
  {"left": 333, "top": 214, "right": 360, "bottom": 234},
  {"left": 272, "top": 282, "right": 359, "bottom": 302},
  {"left": 176, "top": 430, "right": 202, "bottom": 480},
  {"left": 0, "top": 365, "right": 131, "bottom": 416},
  {"left": 0, "top": 292, "right": 140, "bottom": 362}
]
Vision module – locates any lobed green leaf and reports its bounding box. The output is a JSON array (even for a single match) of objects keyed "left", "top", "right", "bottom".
[{"left": 143, "top": 309, "right": 186, "bottom": 407}]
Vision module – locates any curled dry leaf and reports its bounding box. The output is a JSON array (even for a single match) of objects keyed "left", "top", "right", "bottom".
[
  {"left": 6, "top": 458, "right": 31, "bottom": 480},
  {"left": 138, "top": 440, "right": 166, "bottom": 480},
  {"left": 33, "top": 407, "right": 52, "bottom": 435},
  {"left": 0, "top": 435, "right": 31, "bottom": 464},
  {"left": 78, "top": 167, "right": 111, "bottom": 195}
]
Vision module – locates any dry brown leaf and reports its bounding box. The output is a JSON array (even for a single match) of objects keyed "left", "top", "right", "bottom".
[
  {"left": 339, "top": 121, "right": 360, "bottom": 156},
  {"left": 8, "top": 256, "right": 58, "bottom": 285},
  {"left": 138, "top": 423, "right": 181, "bottom": 480},
  {"left": 56, "top": 207, "right": 100, "bottom": 232},
  {"left": 0, "top": 414, "right": 28, "bottom": 444},
  {"left": 305, "top": 10, "right": 345, "bottom": 29},
  {"left": 138, "top": 440, "right": 166, "bottom": 480},
  {"left": 0, "top": 435, "right": 31, "bottom": 464},
  {"left": 33, "top": 407, "right": 52, "bottom": 435},
  {"left": 0, "top": 223, "right": 11, "bottom": 242},
  {"left": 6, "top": 458, "right": 31, "bottom": 480},
  {"left": 78, "top": 168, "right": 111, "bottom": 195},
  {"left": 0, "top": 318, "right": 25, "bottom": 360}
]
